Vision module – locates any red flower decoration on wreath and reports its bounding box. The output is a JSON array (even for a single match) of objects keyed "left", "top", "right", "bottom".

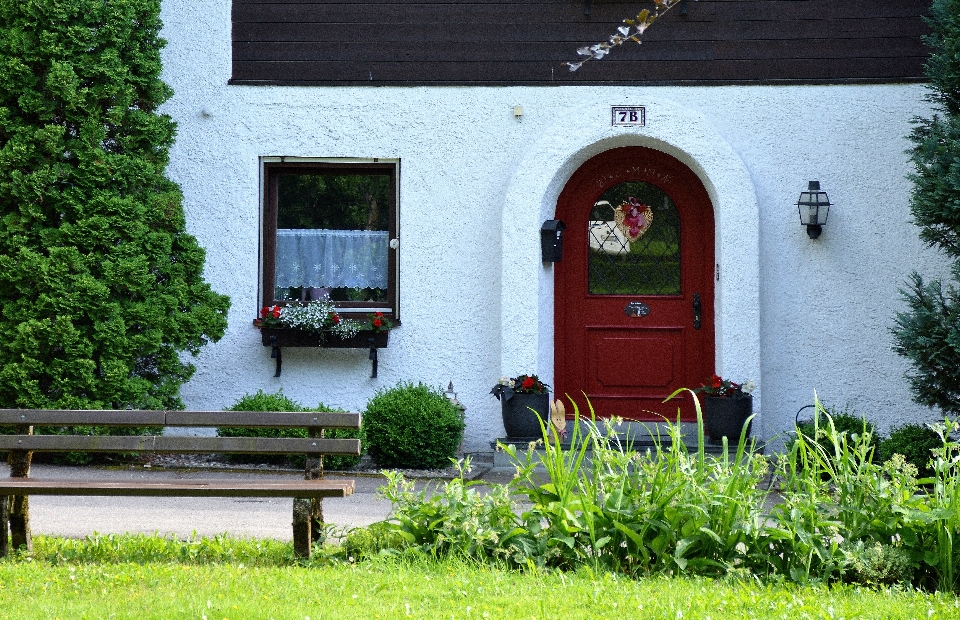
[{"left": 522, "top": 376, "right": 535, "bottom": 390}]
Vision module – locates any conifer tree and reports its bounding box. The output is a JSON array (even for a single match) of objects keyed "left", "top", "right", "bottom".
[
  {"left": 0, "top": 0, "right": 230, "bottom": 410},
  {"left": 893, "top": 0, "right": 960, "bottom": 414}
]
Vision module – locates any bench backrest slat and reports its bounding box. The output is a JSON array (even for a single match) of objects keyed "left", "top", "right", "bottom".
[
  {"left": 0, "top": 435, "right": 361, "bottom": 456},
  {"left": 153, "top": 436, "right": 361, "bottom": 455},
  {"left": 0, "top": 410, "right": 167, "bottom": 426},
  {"left": 0, "top": 435, "right": 156, "bottom": 452},
  {"left": 0, "top": 409, "right": 361, "bottom": 429},
  {"left": 164, "top": 411, "right": 361, "bottom": 429}
]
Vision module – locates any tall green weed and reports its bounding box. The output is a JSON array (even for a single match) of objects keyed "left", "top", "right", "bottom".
[{"left": 504, "top": 392, "right": 768, "bottom": 576}]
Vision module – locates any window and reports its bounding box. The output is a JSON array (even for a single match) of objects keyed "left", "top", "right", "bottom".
[{"left": 261, "top": 159, "right": 399, "bottom": 318}]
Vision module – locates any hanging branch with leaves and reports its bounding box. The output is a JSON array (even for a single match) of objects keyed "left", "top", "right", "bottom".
[{"left": 568, "top": 0, "right": 690, "bottom": 72}]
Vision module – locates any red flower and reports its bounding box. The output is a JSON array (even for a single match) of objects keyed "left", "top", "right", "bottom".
[
  {"left": 328, "top": 312, "right": 340, "bottom": 325},
  {"left": 374, "top": 312, "right": 384, "bottom": 317},
  {"left": 711, "top": 374, "right": 723, "bottom": 389},
  {"left": 271, "top": 306, "right": 281, "bottom": 319},
  {"left": 260, "top": 306, "right": 271, "bottom": 318},
  {"left": 373, "top": 318, "right": 383, "bottom": 328},
  {"left": 522, "top": 377, "right": 536, "bottom": 390}
]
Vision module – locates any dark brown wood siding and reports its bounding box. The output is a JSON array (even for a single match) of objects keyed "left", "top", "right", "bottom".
[{"left": 230, "top": 0, "right": 930, "bottom": 86}]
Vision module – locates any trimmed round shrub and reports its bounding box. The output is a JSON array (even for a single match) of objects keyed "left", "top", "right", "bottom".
[
  {"left": 363, "top": 382, "right": 465, "bottom": 468},
  {"left": 877, "top": 423, "right": 944, "bottom": 479},
  {"left": 219, "top": 390, "right": 362, "bottom": 470}
]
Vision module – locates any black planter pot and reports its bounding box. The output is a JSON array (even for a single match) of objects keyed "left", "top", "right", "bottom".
[
  {"left": 704, "top": 395, "right": 753, "bottom": 445},
  {"left": 501, "top": 392, "right": 550, "bottom": 438}
]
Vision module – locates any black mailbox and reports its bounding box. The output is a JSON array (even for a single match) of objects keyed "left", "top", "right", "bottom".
[{"left": 541, "top": 220, "right": 566, "bottom": 262}]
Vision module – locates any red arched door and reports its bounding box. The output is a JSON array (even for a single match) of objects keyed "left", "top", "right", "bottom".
[{"left": 554, "top": 146, "right": 715, "bottom": 421}]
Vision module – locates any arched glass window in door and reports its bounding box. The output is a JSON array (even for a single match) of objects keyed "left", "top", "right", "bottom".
[{"left": 588, "top": 181, "right": 681, "bottom": 295}]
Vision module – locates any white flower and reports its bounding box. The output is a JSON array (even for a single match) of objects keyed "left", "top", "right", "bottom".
[{"left": 741, "top": 380, "right": 756, "bottom": 394}]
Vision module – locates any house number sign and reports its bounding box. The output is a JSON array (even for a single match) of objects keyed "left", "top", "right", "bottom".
[{"left": 611, "top": 106, "right": 646, "bottom": 127}]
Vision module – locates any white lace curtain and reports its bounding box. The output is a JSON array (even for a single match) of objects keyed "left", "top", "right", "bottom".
[{"left": 275, "top": 229, "right": 389, "bottom": 290}]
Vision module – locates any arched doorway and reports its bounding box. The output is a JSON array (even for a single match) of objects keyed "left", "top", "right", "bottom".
[{"left": 554, "top": 146, "right": 715, "bottom": 421}]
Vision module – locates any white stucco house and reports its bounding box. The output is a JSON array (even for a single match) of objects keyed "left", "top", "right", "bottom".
[{"left": 159, "top": 0, "right": 947, "bottom": 452}]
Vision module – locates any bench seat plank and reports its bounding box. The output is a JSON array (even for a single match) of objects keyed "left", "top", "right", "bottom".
[
  {"left": 0, "top": 479, "right": 355, "bottom": 498},
  {"left": 0, "top": 435, "right": 361, "bottom": 455}
]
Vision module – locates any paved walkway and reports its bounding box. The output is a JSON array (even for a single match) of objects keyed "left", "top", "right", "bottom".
[{"left": 1, "top": 459, "right": 511, "bottom": 541}]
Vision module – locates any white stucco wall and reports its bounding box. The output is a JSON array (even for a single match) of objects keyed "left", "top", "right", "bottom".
[{"left": 160, "top": 0, "right": 947, "bottom": 452}]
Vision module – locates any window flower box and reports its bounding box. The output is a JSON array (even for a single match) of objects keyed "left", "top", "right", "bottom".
[
  {"left": 254, "top": 302, "right": 392, "bottom": 377},
  {"left": 259, "top": 327, "right": 388, "bottom": 349}
]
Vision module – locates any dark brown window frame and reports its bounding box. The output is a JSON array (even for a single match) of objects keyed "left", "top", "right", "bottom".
[{"left": 260, "top": 158, "right": 400, "bottom": 319}]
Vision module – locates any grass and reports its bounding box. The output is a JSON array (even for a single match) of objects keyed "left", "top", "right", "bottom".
[{"left": 1, "top": 535, "right": 958, "bottom": 619}]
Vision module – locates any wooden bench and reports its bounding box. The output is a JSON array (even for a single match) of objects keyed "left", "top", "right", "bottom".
[{"left": 0, "top": 409, "right": 361, "bottom": 558}]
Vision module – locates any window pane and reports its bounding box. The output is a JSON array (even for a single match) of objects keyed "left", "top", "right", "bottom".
[
  {"left": 274, "top": 172, "right": 391, "bottom": 304},
  {"left": 588, "top": 181, "right": 681, "bottom": 296}
]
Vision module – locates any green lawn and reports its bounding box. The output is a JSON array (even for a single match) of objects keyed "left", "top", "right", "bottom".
[{"left": 0, "top": 535, "right": 957, "bottom": 619}]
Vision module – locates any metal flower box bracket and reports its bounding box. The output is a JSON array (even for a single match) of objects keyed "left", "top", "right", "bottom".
[{"left": 260, "top": 328, "right": 389, "bottom": 378}]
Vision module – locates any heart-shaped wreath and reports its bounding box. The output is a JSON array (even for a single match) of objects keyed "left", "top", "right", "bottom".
[{"left": 614, "top": 197, "right": 654, "bottom": 242}]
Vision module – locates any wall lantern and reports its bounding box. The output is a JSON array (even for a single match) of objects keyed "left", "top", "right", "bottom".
[
  {"left": 541, "top": 220, "right": 566, "bottom": 262},
  {"left": 796, "top": 180, "right": 831, "bottom": 239}
]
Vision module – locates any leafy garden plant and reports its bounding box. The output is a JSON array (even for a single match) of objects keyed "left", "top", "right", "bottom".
[
  {"left": 218, "top": 390, "right": 361, "bottom": 470},
  {"left": 877, "top": 422, "right": 945, "bottom": 479},
  {"left": 369, "top": 392, "right": 960, "bottom": 594}
]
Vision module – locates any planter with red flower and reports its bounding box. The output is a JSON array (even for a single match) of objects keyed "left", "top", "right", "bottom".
[
  {"left": 491, "top": 374, "right": 551, "bottom": 438},
  {"left": 696, "top": 374, "right": 756, "bottom": 444},
  {"left": 253, "top": 301, "right": 391, "bottom": 376}
]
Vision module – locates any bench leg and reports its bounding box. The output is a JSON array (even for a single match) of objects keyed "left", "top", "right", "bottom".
[
  {"left": 304, "top": 452, "right": 325, "bottom": 547},
  {"left": 0, "top": 496, "right": 8, "bottom": 558},
  {"left": 8, "top": 442, "right": 32, "bottom": 553},
  {"left": 8, "top": 496, "right": 30, "bottom": 553},
  {"left": 292, "top": 498, "right": 312, "bottom": 559}
]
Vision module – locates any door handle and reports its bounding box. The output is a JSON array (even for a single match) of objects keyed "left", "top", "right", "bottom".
[{"left": 693, "top": 293, "right": 702, "bottom": 330}]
